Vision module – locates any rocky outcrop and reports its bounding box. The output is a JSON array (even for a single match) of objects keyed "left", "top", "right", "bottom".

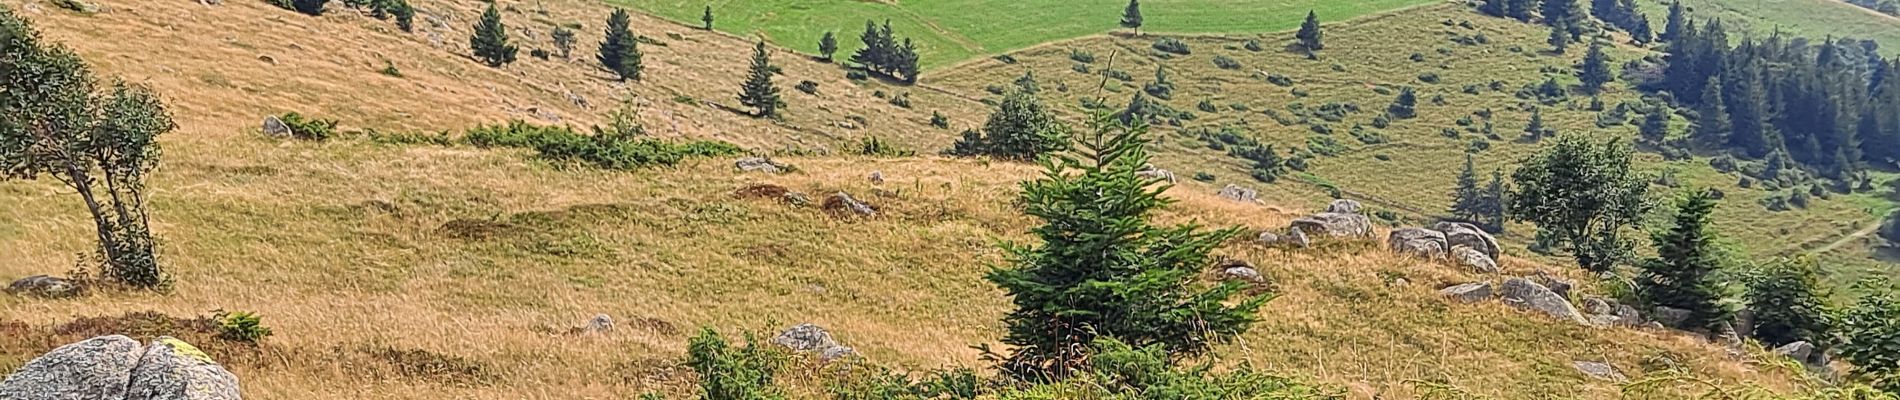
[
  {"left": 1324, "top": 199, "right": 1362, "bottom": 214},
  {"left": 1439, "top": 282, "right": 1493, "bottom": 303},
  {"left": 1499, "top": 278, "right": 1585, "bottom": 323},
  {"left": 0, "top": 336, "right": 238, "bottom": 400},
  {"left": 1450, "top": 246, "right": 1498, "bottom": 273},
  {"left": 1258, "top": 228, "right": 1311, "bottom": 249},
  {"left": 1772, "top": 341, "right": 1829, "bottom": 370},
  {"left": 735, "top": 157, "right": 789, "bottom": 174},
  {"left": 1431, "top": 222, "right": 1499, "bottom": 260},
  {"left": 772, "top": 324, "right": 856, "bottom": 361},
  {"left": 1217, "top": 184, "right": 1260, "bottom": 204},
  {"left": 6, "top": 275, "right": 82, "bottom": 298},
  {"left": 582, "top": 314, "right": 614, "bottom": 335},
  {"left": 822, "top": 192, "right": 875, "bottom": 217},
  {"left": 1217, "top": 260, "right": 1263, "bottom": 283},
  {"left": 260, "top": 116, "right": 290, "bottom": 137},
  {"left": 1289, "top": 213, "right": 1373, "bottom": 240},
  {"left": 1387, "top": 228, "right": 1447, "bottom": 259},
  {"left": 1135, "top": 165, "right": 1176, "bottom": 183}
]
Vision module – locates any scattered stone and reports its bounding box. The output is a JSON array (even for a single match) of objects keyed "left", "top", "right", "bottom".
[
  {"left": 1650, "top": 306, "right": 1691, "bottom": 328},
  {"left": 1387, "top": 228, "right": 1447, "bottom": 259},
  {"left": 1614, "top": 305, "right": 1644, "bottom": 326},
  {"left": 125, "top": 337, "right": 241, "bottom": 400},
  {"left": 1431, "top": 221, "right": 1500, "bottom": 260},
  {"left": 6, "top": 275, "right": 82, "bottom": 298},
  {"left": 582, "top": 314, "right": 614, "bottom": 335},
  {"left": 781, "top": 192, "right": 812, "bottom": 207},
  {"left": 0, "top": 335, "right": 144, "bottom": 400},
  {"left": 735, "top": 157, "right": 788, "bottom": 174},
  {"left": 869, "top": 171, "right": 884, "bottom": 185},
  {"left": 1581, "top": 297, "right": 1614, "bottom": 316},
  {"left": 1439, "top": 282, "right": 1493, "bottom": 303},
  {"left": 1450, "top": 245, "right": 1498, "bottom": 273},
  {"left": 1289, "top": 213, "right": 1373, "bottom": 240},
  {"left": 1136, "top": 165, "right": 1176, "bottom": 183},
  {"left": 261, "top": 115, "right": 291, "bottom": 137},
  {"left": 1216, "top": 184, "right": 1260, "bottom": 204},
  {"left": 1280, "top": 228, "right": 1311, "bottom": 248},
  {"left": 1217, "top": 260, "right": 1263, "bottom": 283},
  {"left": 1325, "top": 199, "right": 1362, "bottom": 214},
  {"left": 1572, "top": 361, "right": 1627, "bottom": 382},
  {"left": 772, "top": 324, "right": 856, "bottom": 361},
  {"left": 822, "top": 192, "right": 875, "bottom": 217},
  {"left": 1499, "top": 277, "right": 1586, "bottom": 323},
  {"left": 1773, "top": 341, "right": 1815, "bottom": 364},
  {"left": 1587, "top": 314, "right": 1623, "bottom": 326},
  {"left": 1531, "top": 272, "right": 1573, "bottom": 300}
]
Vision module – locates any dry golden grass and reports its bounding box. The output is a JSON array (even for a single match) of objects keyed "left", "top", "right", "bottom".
[{"left": 0, "top": 0, "right": 1810, "bottom": 398}]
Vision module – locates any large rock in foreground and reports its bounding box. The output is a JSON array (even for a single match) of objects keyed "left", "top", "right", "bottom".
[
  {"left": 125, "top": 337, "right": 242, "bottom": 400},
  {"left": 1289, "top": 212, "right": 1373, "bottom": 240},
  {"left": 1499, "top": 278, "right": 1585, "bottom": 324},
  {"left": 0, "top": 335, "right": 145, "bottom": 400},
  {"left": 1450, "top": 246, "right": 1498, "bottom": 273},
  {"left": 1387, "top": 228, "right": 1447, "bottom": 259},
  {"left": 1431, "top": 222, "right": 1500, "bottom": 260}
]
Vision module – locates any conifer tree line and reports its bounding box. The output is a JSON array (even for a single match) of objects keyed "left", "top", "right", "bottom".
[
  {"left": 850, "top": 20, "right": 922, "bottom": 83},
  {"left": 1479, "top": 0, "right": 1650, "bottom": 43},
  {"left": 1651, "top": 17, "right": 1894, "bottom": 181}
]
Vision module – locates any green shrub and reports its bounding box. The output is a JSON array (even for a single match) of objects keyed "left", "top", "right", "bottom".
[
  {"left": 1212, "top": 55, "right": 1241, "bottom": 70},
  {"left": 795, "top": 80, "right": 819, "bottom": 95},
  {"left": 214, "top": 311, "right": 273, "bottom": 343},
  {"left": 365, "top": 129, "right": 454, "bottom": 146},
  {"left": 929, "top": 111, "right": 950, "bottom": 129},
  {"left": 994, "top": 338, "right": 1333, "bottom": 400},
  {"left": 888, "top": 92, "right": 912, "bottom": 108},
  {"left": 856, "top": 137, "right": 915, "bottom": 157},
  {"left": 277, "top": 112, "right": 338, "bottom": 141},
  {"left": 1243, "top": 39, "right": 1264, "bottom": 52},
  {"left": 465, "top": 120, "right": 740, "bottom": 170},
  {"left": 465, "top": 120, "right": 576, "bottom": 148},
  {"left": 1151, "top": 37, "right": 1191, "bottom": 55},
  {"left": 1192, "top": 172, "right": 1216, "bottom": 182},
  {"left": 1068, "top": 49, "right": 1096, "bottom": 63},
  {"left": 686, "top": 327, "right": 787, "bottom": 400}
]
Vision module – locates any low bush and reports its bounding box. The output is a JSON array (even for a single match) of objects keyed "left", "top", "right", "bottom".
[
  {"left": 465, "top": 120, "right": 742, "bottom": 170},
  {"left": 277, "top": 112, "right": 338, "bottom": 141},
  {"left": 1152, "top": 37, "right": 1192, "bottom": 55},
  {"left": 213, "top": 311, "right": 272, "bottom": 344}
]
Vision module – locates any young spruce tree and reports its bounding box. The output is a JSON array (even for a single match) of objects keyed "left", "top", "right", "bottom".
[
  {"left": 469, "top": 3, "right": 518, "bottom": 68},
  {"left": 1120, "top": 0, "right": 1143, "bottom": 35},
  {"left": 985, "top": 106, "right": 1266, "bottom": 380},
  {"left": 1637, "top": 189, "right": 1732, "bottom": 331},
  {"left": 1578, "top": 40, "right": 1614, "bottom": 94},
  {"left": 701, "top": 5, "right": 714, "bottom": 30},
  {"left": 598, "top": 9, "right": 642, "bottom": 81},
  {"left": 738, "top": 42, "right": 782, "bottom": 117},
  {"left": 1450, "top": 153, "right": 1483, "bottom": 222},
  {"left": 1296, "top": 11, "right": 1324, "bottom": 51},
  {"left": 818, "top": 31, "right": 838, "bottom": 61}
]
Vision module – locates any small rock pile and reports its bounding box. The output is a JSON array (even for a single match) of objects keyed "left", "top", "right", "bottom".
[
  {"left": 6, "top": 275, "right": 82, "bottom": 299},
  {"left": 772, "top": 324, "right": 856, "bottom": 361},
  {"left": 1386, "top": 222, "right": 1500, "bottom": 273},
  {"left": 0, "top": 335, "right": 240, "bottom": 400}
]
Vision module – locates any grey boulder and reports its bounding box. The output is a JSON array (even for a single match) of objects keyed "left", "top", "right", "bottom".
[
  {"left": 1450, "top": 245, "right": 1498, "bottom": 273},
  {"left": 1387, "top": 228, "right": 1447, "bottom": 259},
  {"left": 734, "top": 157, "right": 788, "bottom": 174},
  {"left": 1499, "top": 278, "right": 1586, "bottom": 323},
  {"left": 772, "top": 323, "right": 856, "bottom": 361},
  {"left": 1216, "top": 184, "right": 1260, "bottom": 204},
  {"left": 0, "top": 335, "right": 145, "bottom": 400},
  {"left": 1572, "top": 361, "right": 1627, "bottom": 382},
  {"left": 1431, "top": 221, "right": 1500, "bottom": 260},
  {"left": 260, "top": 116, "right": 290, "bottom": 137},
  {"left": 1439, "top": 282, "right": 1493, "bottom": 303},
  {"left": 1289, "top": 213, "right": 1373, "bottom": 240},
  {"left": 1324, "top": 199, "right": 1362, "bottom": 214},
  {"left": 6, "top": 275, "right": 82, "bottom": 298},
  {"left": 125, "top": 337, "right": 241, "bottom": 400}
]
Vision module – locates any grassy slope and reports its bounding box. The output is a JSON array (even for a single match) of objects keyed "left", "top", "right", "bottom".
[
  {"left": 929, "top": 3, "right": 1899, "bottom": 290},
  {"left": 0, "top": 0, "right": 1821, "bottom": 398},
  {"left": 615, "top": 0, "right": 1436, "bottom": 69},
  {"left": 1636, "top": 0, "right": 1900, "bottom": 56}
]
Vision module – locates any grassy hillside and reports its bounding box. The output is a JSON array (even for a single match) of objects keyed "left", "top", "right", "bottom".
[
  {"left": 1636, "top": 0, "right": 1900, "bottom": 56},
  {"left": 615, "top": 0, "right": 1437, "bottom": 69},
  {"left": 929, "top": 3, "right": 1899, "bottom": 290}
]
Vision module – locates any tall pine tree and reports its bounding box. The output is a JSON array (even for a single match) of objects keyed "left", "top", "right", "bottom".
[
  {"left": 598, "top": 9, "right": 642, "bottom": 81},
  {"left": 1637, "top": 189, "right": 1733, "bottom": 332},
  {"left": 1120, "top": 0, "right": 1143, "bottom": 35},
  {"left": 738, "top": 42, "right": 781, "bottom": 117},
  {"left": 701, "top": 5, "right": 714, "bottom": 30},
  {"left": 1548, "top": 25, "right": 1570, "bottom": 54},
  {"left": 1505, "top": 0, "right": 1536, "bottom": 22},
  {"left": 1693, "top": 77, "right": 1733, "bottom": 146},
  {"left": 1661, "top": 1, "right": 1686, "bottom": 42},
  {"left": 1579, "top": 40, "right": 1615, "bottom": 93},
  {"left": 1542, "top": 0, "right": 1583, "bottom": 37},
  {"left": 469, "top": 3, "right": 517, "bottom": 68},
  {"left": 1640, "top": 105, "right": 1671, "bottom": 143},
  {"left": 985, "top": 108, "right": 1265, "bottom": 380},
  {"left": 1297, "top": 11, "right": 1324, "bottom": 51},
  {"left": 1478, "top": 168, "right": 1509, "bottom": 232},
  {"left": 1480, "top": 0, "right": 1507, "bottom": 17}
]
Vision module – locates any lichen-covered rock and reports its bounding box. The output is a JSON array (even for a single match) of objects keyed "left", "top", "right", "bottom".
[
  {"left": 0, "top": 335, "right": 144, "bottom": 400},
  {"left": 1450, "top": 246, "right": 1498, "bottom": 273},
  {"left": 125, "top": 337, "right": 241, "bottom": 400},
  {"left": 1324, "top": 199, "right": 1362, "bottom": 214},
  {"left": 260, "top": 116, "right": 290, "bottom": 137},
  {"left": 6, "top": 275, "right": 82, "bottom": 298},
  {"left": 1135, "top": 165, "right": 1176, "bottom": 183},
  {"left": 1499, "top": 278, "right": 1586, "bottom": 323},
  {"left": 1258, "top": 229, "right": 1311, "bottom": 249},
  {"left": 582, "top": 314, "right": 614, "bottom": 335},
  {"left": 1431, "top": 221, "right": 1500, "bottom": 260},
  {"left": 1387, "top": 228, "right": 1447, "bottom": 259},
  {"left": 1217, "top": 260, "right": 1263, "bottom": 283},
  {"left": 1439, "top": 282, "right": 1492, "bottom": 303},
  {"left": 1580, "top": 297, "right": 1614, "bottom": 316},
  {"left": 821, "top": 192, "right": 875, "bottom": 217},
  {"left": 773, "top": 324, "right": 855, "bottom": 361},
  {"left": 735, "top": 157, "right": 788, "bottom": 174},
  {"left": 1216, "top": 184, "right": 1260, "bottom": 204},
  {"left": 1289, "top": 213, "right": 1373, "bottom": 240}
]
